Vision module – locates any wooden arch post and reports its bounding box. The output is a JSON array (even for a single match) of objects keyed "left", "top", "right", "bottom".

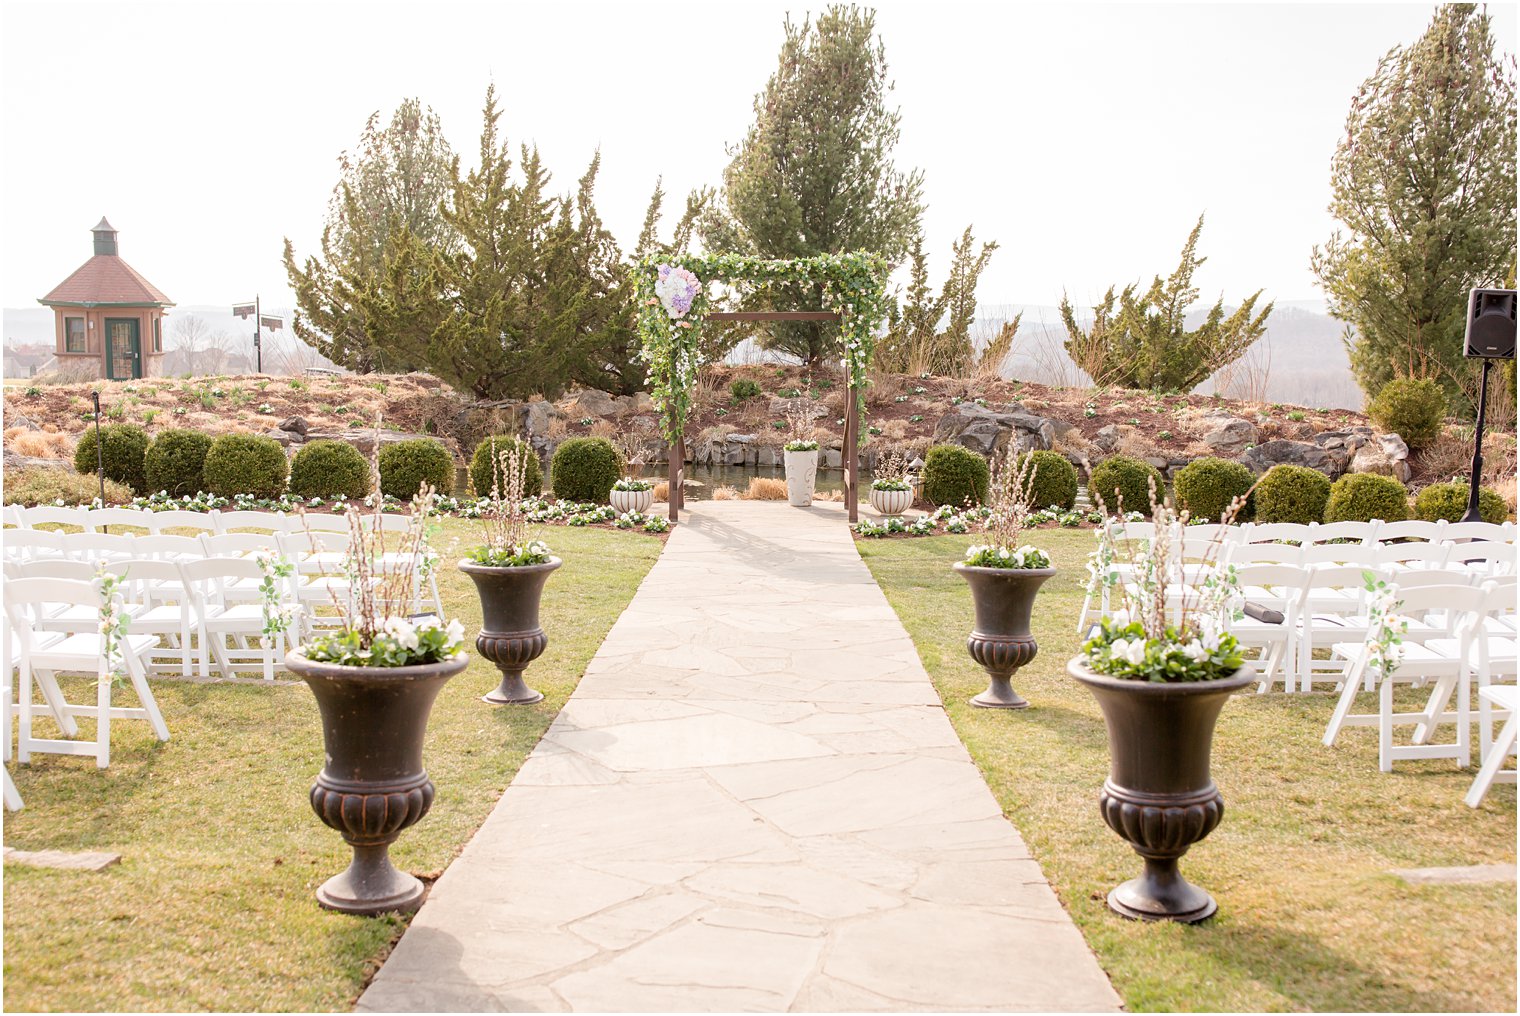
[{"left": 667, "top": 310, "right": 856, "bottom": 524}]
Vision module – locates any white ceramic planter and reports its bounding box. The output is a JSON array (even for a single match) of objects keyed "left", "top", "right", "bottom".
[
  {"left": 784, "top": 449, "right": 819, "bottom": 507},
  {"left": 610, "top": 487, "right": 654, "bottom": 514},
  {"left": 869, "top": 486, "right": 914, "bottom": 517}
]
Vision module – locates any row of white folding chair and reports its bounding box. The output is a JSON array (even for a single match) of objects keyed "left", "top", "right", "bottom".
[
  {"left": 11, "top": 556, "right": 298, "bottom": 682},
  {"left": 3, "top": 577, "right": 171, "bottom": 769},
  {"left": 1323, "top": 582, "right": 1516, "bottom": 772},
  {"left": 11, "top": 503, "right": 421, "bottom": 535}
]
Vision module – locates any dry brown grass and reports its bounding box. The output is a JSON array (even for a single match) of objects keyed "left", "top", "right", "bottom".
[
  {"left": 711, "top": 485, "right": 740, "bottom": 501},
  {"left": 651, "top": 481, "right": 669, "bottom": 503},
  {"left": 813, "top": 487, "right": 845, "bottom": 502},
  {"left": 589, "top": 419, "right": 617, "bottom": 440},
  {"left": 877, "top": 418, "right": 909, "bottom": 441},
  {"left": 5, "top": 430, "right": 72, "bottom": 458},
  {"left": 1494, "top": 475, "right": 1517, "bottom": 513},
  {"left": 743, "top": 477, "right": 788, "bottom": 500}
]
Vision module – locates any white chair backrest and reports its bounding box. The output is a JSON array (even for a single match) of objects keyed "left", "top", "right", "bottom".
[
  {"left": 1376, "top": 519, "right": 1446, "bottom": 543},
  {"left": 1228, "top": 543, "right": 1303, "bottom": 566},
  {"left": 1388, "top": 583, "right": 1489, "bottom": 636},
  {"left": 3, "top": 577, "right": 101, "bottom": 639},
  {"left": 180, "top": 557, "right": 268, "bottom": 608},
  {"left": 133, "top": 535, "right": 203, "bottom": 560},
  {"left": 62, "top": 532, "right": 134, "bottom": 562},
  {"left": 1301, "top": 543, "right": 1374, "bottom": 568},
  {"left": 1377, "top": 542, "right": 1453, "bottom": 568},
  {"left": 142, "top": 510, "right": 218, "bottom": 535},
  {"left": 1182, "top": 524, "right": 1236, "bottom": 544},
  {"left": 213, "top": 510, "right": 286, "bottom": 534},
  {"left": 21, "top": 505, "right": 86, "bottom": 530},
  {"left": 1108, "top": 521, "right": 1156, "bottom": 543},
  {"left": 1446, "top": 540, "right": 1518, "bottom": 575},
  {"left": 84, "top": 507, "right": 153, "bottom": 532},
  {"left": 1306, "top": 520, "right": 1379, "bottom": 545},
  {"left": 1306, "top": 564, "right": 1380, "bottom": 602},
  {"left": 13, "top": 558, "right": 97, "bottom": 581},
  {"left": 1443, "top": 520, "right": 1515, "bottom": 543},
  {"left": 3, "top": 505, "right": 25, "bottom": 529},
  {"left": 110, "top": 558, "right": 188, "bottom": 603},
  {"left": 200, "top": 533, "right": 280, "bottom": 558},
  {"left": 277, "top": 530, "right": 349, "bottom": 555},
  {"left": 1238, "top": 522, "right": 1309, "bottom": 545},
  {"left": 1177, "top": 536, "right": 1229, "bottom": 562},
  {"left": 365, "top": 514, "right": 414, "bottom": 534},
  {"left": 297, "top": 514, "right": 352, "bottom": 534},
  {"left": 1, "top": 529, "right": 64, "bottom": 560},
  {"left": 1235, "top": 563, "right": 1311, "bottom": 599},
  {"left": 1395, "top": 567, "right": 1473, "bottom": 590}
]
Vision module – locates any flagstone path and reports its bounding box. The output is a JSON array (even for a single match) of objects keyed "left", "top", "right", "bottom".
[{"left": 359, "top": 501, "right": 1119, "bottom": 1012}]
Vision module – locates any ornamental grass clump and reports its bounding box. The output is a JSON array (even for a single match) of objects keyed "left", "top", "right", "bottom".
[
  {"left": 466, "top": 443, "right": 552, "bottom": 568},
  {"left": 870, "top": 447, "right": 913, "bottom": 492},
  {"left": 963, "top": 452, "right": 1051, "bottom": 570},
  {"left": 1081, "top": 479, "right": 1247, "bottom": 682}
]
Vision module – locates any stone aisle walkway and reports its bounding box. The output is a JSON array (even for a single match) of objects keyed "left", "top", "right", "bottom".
[{"left": 359, "top": 502, "right": 1118, "bottom": 1013}]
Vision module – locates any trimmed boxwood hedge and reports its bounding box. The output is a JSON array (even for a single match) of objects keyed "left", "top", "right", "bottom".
[
  {"left": 289, "top": 440, "right": 372, "bottom": 500},
  {"left": 470, "top": 435, "right": 543, "bottom": 498},
  {"left": 1253, "top": 464, "right": 1331, "bottom": 525},
  {"left": 74, "top": 423, "right": 150, "bottom": 493},
  {"left": 378, "top": 438, "right": 454, "bottom": 500},
  {"left": 1174, "top": 456, "right": 1256, "bottom": 523},
  {"left": 203, "top": 433, "right": 289, "bottom": 498},
  {"left": 1087, "top": 455, "right": 1163, "bottom": 517},
  {"left": 1367, "top": 377, "right": 1445, "bottom": 449},
  {"left": 550, "top": 437, "right": 625, "bottom": 504},
  {"left": 1324, "top": 472, "right": 1410, "bottom": 523},
  {"left": 921, "top": 444, "right": 990, "bottom": 508},
  {"left": 144, "top": 428, "right": 213, "bottom": 497},
  {"left": 1413, "top": 481, "right": 1508, "bottom": 524},
  {"left": 1014, "top": 450, "right": 1079, "bottom": 511}
]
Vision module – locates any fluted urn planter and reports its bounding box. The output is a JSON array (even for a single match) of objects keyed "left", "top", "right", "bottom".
[
  {"left": 287, "top": 650, "right": 469, "bottom": 915},
  {"left": 1067, "top": 657, "right": 1255, "bottom": 923},
  {"left": 610, "top": 487, "right": 654, "bottom": 514},
  {"left": 952, "top": 564, "right": 1056, "bottom": 709},
  {"left": 459, "top": 558, "right": 561, "bottom": 705},
  {"left": 868, "top": 485, "right": 914, "bottom": 517},
  {"left": 784, "top": 449, "right": 818, "bottom": 506}
]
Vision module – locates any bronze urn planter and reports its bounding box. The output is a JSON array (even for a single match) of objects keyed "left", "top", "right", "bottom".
[
  {"left": 952, "top": 563, "right": 1056, "bottom": 709},
  {"left": 287, "top": 649, "right": 469, "bottom": 915},
  {"left": 459, "top": 557, "right": 560, "bottom": 705},
  {"left": 1067, "top": 657, "right": 1254, "bottom": 923}
]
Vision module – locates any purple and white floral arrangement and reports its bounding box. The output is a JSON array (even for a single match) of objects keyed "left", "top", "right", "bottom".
[{"left": 654, "top": 264, "right": 701, "bottom": 321}]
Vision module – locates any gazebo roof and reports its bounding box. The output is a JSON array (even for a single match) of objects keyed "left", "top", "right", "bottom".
[{"left": 38, "top": 219, "right": 174, "bottom": 308}]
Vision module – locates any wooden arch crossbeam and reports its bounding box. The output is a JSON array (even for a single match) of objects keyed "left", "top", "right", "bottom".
[{"left": 667, "top": 310, "right": 862, "bottom": 524}]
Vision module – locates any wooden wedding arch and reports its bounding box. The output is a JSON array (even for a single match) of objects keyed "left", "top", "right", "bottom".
[{"left": 633, "top": 253, "right": 891, "bottom": 525}]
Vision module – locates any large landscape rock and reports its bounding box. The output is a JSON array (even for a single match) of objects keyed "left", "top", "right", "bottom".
[
  {"left": 1239, "top": 439, "right": 1346, "bottom": 478},
  {"left": 931, "top": 404, "right": 1054, "bottom": 456},
  {"left": 563, "top": 388, "right": 624, "bottom": 419},
  {"left": 1348, "top": 432, "right": 1411, "bottom": 483},
  {"left": 1198, "top": 411, "right": 1258, "bottom": 457},
  {"left": 768, "top": 396, "right": 829, "bottom": 422}
]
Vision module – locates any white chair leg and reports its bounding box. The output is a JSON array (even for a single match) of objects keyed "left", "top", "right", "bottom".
[
  {"left": 1379, "top": 679, "right": 1395, "bottom": 774},
  {"left": 1466, "top": 712, "right": 1518, "bottom": 807},
  {"left": 95, "top": 667, "right": 111, "bottom": 770},
  {"left": 31, "top": 669, "right": 79, "bottom": 737},
  {"left": 3, "top": 767, "right": 21, "bottom": 811},
  {"left": 1324, "top": 657, "right": 1367, "bottom": 746},
  {"left": 430, "top": 573, "right": 443, "bottom": 618},
  {"left": 126, "top": 657, "right": 169, "bottom": 742}
]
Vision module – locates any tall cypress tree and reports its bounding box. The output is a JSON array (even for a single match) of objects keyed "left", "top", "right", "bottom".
[
  {"left": 703, "top": 4, "right": 925, "bottom": 367},
  {"left": 1311, "top": 4, "right": 1516, "bottom": 414}
]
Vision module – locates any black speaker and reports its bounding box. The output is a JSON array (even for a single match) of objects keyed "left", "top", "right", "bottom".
[{"left": 1464, "top": 288, "right": 1517, "bottom": 359}]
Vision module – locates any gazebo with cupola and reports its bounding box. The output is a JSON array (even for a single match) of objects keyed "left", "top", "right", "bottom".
[{"left": 38, "top": 218, "right": 173, "bottom": 380}]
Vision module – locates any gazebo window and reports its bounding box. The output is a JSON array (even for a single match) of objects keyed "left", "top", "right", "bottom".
[
  {"left": 64, "top": 316, "right": 86, "bottom": 353},
  {"left": 153, "top": 317, "right": 162, "bottom": 352}
]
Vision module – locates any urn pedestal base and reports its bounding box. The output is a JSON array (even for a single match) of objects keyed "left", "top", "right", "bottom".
[
  {"left": 967, "top": 633, "right": 1037, "bottom": 709},
  {"left": 316, "top": 843, "right": 426, "bottom": 915},
  {"left": 1107, "top": 859, "right": 1217, "bottom": 924},
  {"left": 477, "top": 629, "right": 549, "bottom": 705},
  {"left": 459, "top": 558, "right": 560, "bottom": 708}
]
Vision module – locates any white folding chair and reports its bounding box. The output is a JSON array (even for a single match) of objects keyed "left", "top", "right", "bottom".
[
  {"left": 1300, "top": 543, "right": 1373, "bottom": 569},
  {"left": 1377, "top": 541, "right": 1454, "bottom": 572},
  {"left": 114, "top": 559, "right": 199, "bottom": 678},
  {"left": 1232, "top": 564, "right": 1309, "bottom": 693},
  {"left": 1227, "top": 543, "right": 1304, "bottom": 567},
  {"left": 1375, "top": 519, "right": 1447, "bottom": 543},
  {"left": 201, "top": 533, "right": 283, "bottom": 604},
  {"left": 1444, "top": 520, "right": 1515, "bottom": 543},
  {"left": 297, "top": 514, "right": 352, "bottom": 534},
  {"left": 1422, "top": 582, "right": 1520, "bottom": 763},
  {"left": 4, "top": 577, "right": 169, "bottom": 768},
  {"left": 1445, "top": 541, "right": 1517, "bottom": 577},
  {"left": 3, "top": 504, "right": 26, "bottom": 529},
  {"left": 133, "top": 534, "right": 203, "bottom": 563},
  {"left": 142, "top": 510, "right": 218, "bottom": 536},
  {"left": 213, "top": 510, "right": 286, "bottom": 534},
  {"left": 64, "top": 532, "right": 136, "bottom": 564},
  {"left": 2, "top": 529, "right": 65, "bottom": 561},
  {"left": 1236, "top": 522, "right": 1310, "bottom": 545},
  {"left": 181, "top": 558, "right": 298, "bottom": 681},
  {"left": 21, "top": 505, "right": 87, "bottom": 530},
  {"left": 1305, "top": 520, "right": 1380, "bottom": 545},
  {"left": 1323, "top": 584, "right": 1488, "bottom": 771},
  {"left": 83, "top": 507, "right": 154, "bottom": 533},
  {"left": 1466, "top": 685, "right": 1517, "bottom": 807},
  {"left": 1297, "top": 566, "right": 1385, "bottom": 691}
]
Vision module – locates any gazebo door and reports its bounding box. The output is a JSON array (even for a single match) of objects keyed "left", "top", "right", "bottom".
[{"left": 104, "top": 318, "right": 142, "bottom": 380}]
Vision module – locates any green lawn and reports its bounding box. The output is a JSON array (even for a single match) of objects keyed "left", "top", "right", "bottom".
[
  {"left": 2, "top": 520, "right": 661, "bottom": 1012},
  {"left": 859, "top": 530, "right": 1517, "bottom": 1013}
]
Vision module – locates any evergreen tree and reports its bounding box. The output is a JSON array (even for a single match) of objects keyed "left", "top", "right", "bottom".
[
  {"left": 1060, "top": 216, "right": 1272, "bottom": 392},
  {"left": 282, "top": 99, "right": 455, "bottom": 372},
  {"left": 1311, "top": 4, "right": 1516, "bottom": 414},
  {"left": 703, "top": 4, "right": 925, "bottom": 366},
  {"left": 876, "top": 227, "right": 1010, "bottom": 377}
]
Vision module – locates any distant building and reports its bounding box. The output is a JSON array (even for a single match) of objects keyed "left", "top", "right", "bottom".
[
  {"left": 37, "top": 218, "right": 174, "bottom": 380},
  {"left": 3, "top": 343, "right": 55, "bottom": 378}
]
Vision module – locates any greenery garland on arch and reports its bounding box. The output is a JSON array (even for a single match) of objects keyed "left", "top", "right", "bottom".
[{"left": 633, "top": 251, "right": 891, "bottom": 443}]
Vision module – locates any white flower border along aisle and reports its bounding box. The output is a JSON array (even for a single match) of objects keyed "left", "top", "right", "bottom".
[{"left": 634, "top": 251, "right": 892, "bottom": 523}]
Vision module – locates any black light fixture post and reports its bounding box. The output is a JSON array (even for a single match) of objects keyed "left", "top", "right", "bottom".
[
  {"left": 90, "top": 389, "right": 106, "bottom": 509},
  {"left": 1460, "top": 288, "right": 1517, "bottom": 524}
]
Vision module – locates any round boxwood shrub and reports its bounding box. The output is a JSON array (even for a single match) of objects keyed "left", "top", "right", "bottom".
[
  {"left": 1014, "top": 450, "right": 1079, "bottom": 511},
  {"left": 1324, "top": 472, "right": 1410, "bottom": 523},
  {"left": 1174, "top": 456, "right": 1256, "bottom": 523},
  {"left": 1367, "top": 377, "right": 1446, "bottom": 450},
  {"left": 202, "top": 433, "right": 289, "bottom": 498},
  {"left": 1087, "top": 455, "right": 1164, "bottom": 517},
  {"left": 74, "top": 423, "right": 150, "bottom": 493},
  {"left": 550, "top": 437, "right": 625, "bottom": 504},
  {"left": 289, "top": 440, "right": 372, "bottom": 500},
  {"left": 144, "top": 428, "right": 212, "bottom": 497},
  {"left": 1253, "top": 464, "right": 1331, "bottom": 525},
  {"left": 378, "top": 438, "right": 454, "bottom": 500},
  {"left": 729, "top": 377, "right": 762, "bottom": 401},
  {"left": 1413, "top": 481, "right": 1508, "bottom": 524},
  {"left": 470, "top": 435, "right": 543, "bottom": 498},
  {"left": 921, "top": 444, "right": 991, "bottom": 508}
]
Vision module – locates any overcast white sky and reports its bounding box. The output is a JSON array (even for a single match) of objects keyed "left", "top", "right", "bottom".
[{"left": 2, "top": 1, "right": 1515, "bottom": 314}]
